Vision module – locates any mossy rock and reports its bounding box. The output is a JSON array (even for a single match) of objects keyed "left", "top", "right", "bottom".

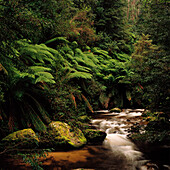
[
  {"left": 83, "top": 129, "right": 106, "bottom": 144},
  {"left": 1, "top": 128, "right": 39, "bottom": 149},
  {"left": 109, "top": 108, "right": 121, "bottom": 113},
  {"left": 78, "top": 115, "right": 91, "bottom": 123},
  {"left": 40, "top": 121, "right": 87, "bottom": 150}
]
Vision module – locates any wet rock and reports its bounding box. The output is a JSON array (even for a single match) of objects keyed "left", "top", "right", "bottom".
[
  {"left": 40, "top": 121, "right": 87, "bottom": 150},
  {"left": 109, "top": 108, "right": 121, "bottom": 113},
  {"left": 163, "top": 165, "right": 170, "bottom": 170},
  {"left": 78, "top": 115, "right": 91, "bottom": 123},
  {"left": 140, "top": 162, "right": 159, "bottom": 170},
  {"left": 1, "top": 128, "right": 39, "bottom": 149},
  {"left": 83, "top": 129, "right": 106, "bottom": 144}
]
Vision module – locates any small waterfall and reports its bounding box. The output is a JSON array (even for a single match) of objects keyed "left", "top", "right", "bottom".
[{"left": 91, "top": 109, "right": 159, "bottom": 170}]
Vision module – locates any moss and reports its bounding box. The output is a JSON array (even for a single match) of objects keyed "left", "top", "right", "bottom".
[
  {"left": 40, "top": 121, "right": 87, "bottom": 150},
  {"left": 130, "top": 131, "right": 170, "bottom": 145},
  {"left": 78, "top": 115, "right": 91, "bottom": 123},
  {"left": 109, "top": 108, "right": 121, "bottom": 113},
  {"left": 83, "top": 129, "right": 106, "bottom": 144},
  {"left": 1, "top": 128, "right": 39, "bottom": 149}
]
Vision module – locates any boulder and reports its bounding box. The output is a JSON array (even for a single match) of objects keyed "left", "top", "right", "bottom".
[
  {"left": 40, "top": 121, "right": 87, "bottom": 150},
  {"left": 109, "top": 108, "right": 121, "bottom": 113},
  {"left": 78, "top": 115, "right": 91, "bottom": 123},
  {"left": 83, "top": 129, "right": 106, "bottom": 144},
  {"left": 1, "top": 128, "right": 39, "bottom": 149}
]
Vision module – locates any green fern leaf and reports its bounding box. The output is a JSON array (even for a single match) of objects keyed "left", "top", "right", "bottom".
[
  {"left": 29, "top": 66, "right": 52, "bottom": 72},
  {"left": 29, "top": 111, "right": 47, "bottom": 132},
  {"left": 68, "top": 72, "right": 92, "bottom": 79},
  {"left": 76, "top": 65, "right": 91, "bottom": 73},
  {"left": 35, "top": 72, "right": 55, "bottom": 84},
  {"left": 44, "top": 37, "right": 69, "bottom": 45}
]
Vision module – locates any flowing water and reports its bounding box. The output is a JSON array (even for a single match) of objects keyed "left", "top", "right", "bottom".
[
  {"left": 1, "top": 109, "right": 169, "bottom": 170},
  {"left": 90, "top": 109, "right": 170, "bottom": 170}
]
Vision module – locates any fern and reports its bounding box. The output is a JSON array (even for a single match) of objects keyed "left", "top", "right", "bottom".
[
  {"left": 76, "top": 65, "right": 91, "bottom": 73},
  {"left": 29, "top": 108, "right": 47, "bottom": 132},
  {"left": 25, "top": 93, "right": 51, "bottom": 124},
  {"left": 68, "top": 71, "right": 92, "bottom": 79},
  {"left": 84, "top": 53, "right": 99, "bottom": 64},
  {"left": 17, "top": 40, "right": 57, "bottom": 66},
  {"left": 92, "top": 48, "right": 112, "bottom": 59},
  {"left": 103, "top": 74, "right": 115, "bottom": 82},
  {"left": 44, "top": 37, "right": 69, "bottom": 45},
  {"left": 116, "top": 76, "right": 126, "bottom": 81},
  {"left": 29, "top": 66, "right": 51, "bottom": 72},
  {"left": 81, "top": 94, "right": 94, "bottom": 113},
  {"left": 29, "top": 66, "right": 55, "bottom": 84},
  {"left": 70, "top": 93, "right": 77, "bottom": 109},
  {"left": 0, "top": 63, "right": 8, "bottom": 74},
  {"left": 115, "top": 53, "right": 130, "bottom": 61}
]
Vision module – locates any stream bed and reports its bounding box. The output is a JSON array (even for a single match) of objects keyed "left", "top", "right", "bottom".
[
  {"left": 1, "top": 109, "right": 169, "bottom": 170},
  {"left": 89, "top": 109, "right": 170, "bottom": 170}
]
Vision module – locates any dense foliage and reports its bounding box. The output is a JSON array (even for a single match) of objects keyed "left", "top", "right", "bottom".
[{"left": 0, "top": 0, "right": 169, "bottom": 155}]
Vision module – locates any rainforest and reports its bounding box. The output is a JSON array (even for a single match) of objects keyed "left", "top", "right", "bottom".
[{"left": 0, "top": 0, "right": 169, "bottom": 169}]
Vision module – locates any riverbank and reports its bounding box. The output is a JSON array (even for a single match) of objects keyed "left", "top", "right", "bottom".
[
  {"left": 0, "top": 109, "right": 169, "bottom": 170},
  {"left": 0, "top": 145, "right": 112, "bottom": 170}
]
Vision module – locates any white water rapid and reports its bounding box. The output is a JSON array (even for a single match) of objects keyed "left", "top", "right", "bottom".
[{"left": 91, "top": 109, "right": 161, "bottom": 170}]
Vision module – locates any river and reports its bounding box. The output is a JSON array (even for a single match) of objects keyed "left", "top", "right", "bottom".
[
  {"left": 89, "top": 109, "right": 170, "bottom": 170},
  {"left": 1, "top": 109, "right": 169, "bottom": 169}
]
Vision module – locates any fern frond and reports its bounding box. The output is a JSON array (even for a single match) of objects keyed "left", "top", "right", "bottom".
[
  {"left": 29, "top": 109, "right": 47, "bottom": 132},
  {"left": 81, "top": 94, "right": 94, "bottom": 113},
  {"left": 76, "top": 65, "right": 91, "bottom": 73},
  {"left": 85, "top": 53, "right": 99, "bottom": 64},
  {"left": 68, "top": 71, "right": 92, "bottom": 79},
  {"left": 35, "top": 73, "right": 55, "bottom": 84},
  {"left": 20, "top": 47, "right": 38, "bottom": 60},
  {"left": 0, "top": 63, "right": 8, "bottom": 74},
  {"left": 29, "top": 66, "right": 52, "bottom": 72},
  {"left": 29, "top": 66, "right": 55, "bottom": 84},
  {"left": 116, "top": 76, "right": 125, "bottom": 80},
  {"left": 116, "top": 53, "right": 130, "bottom": 61},
  {"left": 92, "top": 48, "right": 112, "bottom": 59},
  {"left": 38, "top": 49, "right": 56, "bottom": 60},
  {"left": 103, "top": 74, "right": 115, "bottom": 82},
  {"left": 44, "top": 37, "right": 69, "bottom": 45},
  {"left": 70, "top": 93, "right": 77, "bottom": 109},
  {"left": 25, "top": 93, "right": 51, "bottom": 124}
]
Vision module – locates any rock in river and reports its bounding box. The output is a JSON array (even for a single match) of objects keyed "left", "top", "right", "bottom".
[
  {"left": 40, "top": 121, "right": 87, "bottom": 150},
  {"left": 1, "top": 128, "right": 39, "bottom": 149}
]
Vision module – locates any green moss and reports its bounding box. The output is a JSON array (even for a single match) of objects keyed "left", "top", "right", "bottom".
[
  {"left": 109, "top": 108, "right": 121, "bottom": 113},
  {"left": 83, "top": 129, "right": 106, "bottom": 144},
  {"left": 1, "top": 129, "right": 39, "bottom": 149},
  {"left": 78, "top": 115, "right": 91, "bottom": 123},
  {"left": 41, "top": 121, "right": 87, "bottom": 149}
]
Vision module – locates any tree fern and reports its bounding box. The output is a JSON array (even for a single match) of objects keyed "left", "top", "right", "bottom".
[
  {"left": 84, "top": 53, "right": 99, "bottom": 64},
  {"left": 68, "top": 71, "right": 92, "bottom": 80},
  {"left": 28, "top": 66, "right": 55, "bottom": 84},
  {"left": 81, "top": 94, "right": 94, "bottom": 113},
  {"left": 44, "top": 37, "right": 69, "bottom": 45},
  {"left": 76, "top": 65, "right": 91, "bottom": 73},
  {"left": 28, "top": 106, "right": 47, "bottom": 132},
  {"left": 17, "top": 40, "right": 58, "bottom": 66},
  {"left": 29, "top": 66, "right": 52, "bottom": 72},
  {"left": 103, "top": 74, "right": 115, "bottom": 82},
  {"left": 25, "top": 93, "right": 51, "bottom": 124},
  {"left": 92, "top": 48, "right": 112, "bottom": 59}
]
